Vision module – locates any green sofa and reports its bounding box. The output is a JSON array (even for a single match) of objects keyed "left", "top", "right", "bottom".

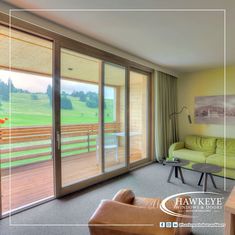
[{"left": 169, "top": 135, "right": 235, "bottom": 179}]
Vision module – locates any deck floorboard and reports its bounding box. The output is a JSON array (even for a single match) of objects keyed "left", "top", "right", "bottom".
[{"left": 1, "top": 149, "right": 142, "bottom": 213}]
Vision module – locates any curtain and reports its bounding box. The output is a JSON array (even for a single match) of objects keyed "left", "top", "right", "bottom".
[{"left": 154, "top": 71, "right": 179, "bottom": 162}]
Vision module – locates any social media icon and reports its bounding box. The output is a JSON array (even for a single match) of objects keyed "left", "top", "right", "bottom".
[
  {"left": 160, "top": 222, "right": 165, "bottom": 228},
  {"left": 166, "top": 222, "right": 172, "bottom": 228},
  {"left": 173, "top": 222, "right": 178, "bottom": 227}
]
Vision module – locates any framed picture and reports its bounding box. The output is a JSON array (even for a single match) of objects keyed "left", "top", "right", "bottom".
[{"left": 195, "top": 95, "right": 235, "bottom": 125}]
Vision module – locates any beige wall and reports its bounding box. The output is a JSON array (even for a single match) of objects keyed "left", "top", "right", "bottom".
[{"left": 178, "top": 66, "right": 235, "bottom": 140}]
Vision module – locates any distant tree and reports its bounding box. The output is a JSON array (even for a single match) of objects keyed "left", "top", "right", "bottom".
[
  {"left": 61, "top": 95, "right": 73, "bottom": 110},
  {"left": 86, "top": 92, "right": 98, "bottom": 108},
  {"left": 86, "top": 99, "right": 97, "bottom": 108},
  {"left": 46, "top": 85, "right": 52, "bottom": 104},
  {"left": 78, "top": 91, "right": 86, "bottom": 102},
  {"left": 31, "top": 93, "right": 38, "bottom": 100},
  {"left": 17, "top": 88, "right": 28, "bottom": 93},
  {"left": 61, "top": 91, "right": 67, "bottom": 96},
  {"left": 71, "top": 90, "right": 79, "bottom": 97},
  {"left": 8, "top": 79, "right": 17, "bottom": 93},
  {"left": 0, "top": 80, "right": 9, "bottom": 101},
  {"left": 71, "top": 90, "right": 90, "bottom": 102}
]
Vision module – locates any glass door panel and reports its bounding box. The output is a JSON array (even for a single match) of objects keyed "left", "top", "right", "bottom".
[
  {"left": 0, "top": 25, "right": 54, "bottom": 214},
  {"left": 60, "top": 48, "right": 102, "bottom": 186},
  {"left": 129, "top": 71, "right": 148, "bottom": 163},
  {"left": 104, "top": 63, "right": 126, "bottom": 172}
]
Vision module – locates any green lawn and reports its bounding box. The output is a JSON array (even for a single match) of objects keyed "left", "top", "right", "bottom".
[
  {"left": 0, "top": 93, "right": 115, "bottom": 168},
  {"left": 0, "top": 93, "right": 114, "bottom": 127}
]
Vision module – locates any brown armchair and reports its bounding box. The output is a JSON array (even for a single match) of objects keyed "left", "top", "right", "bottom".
[{"left": 89, "top": 189, "right": 192, "bottom": 235}]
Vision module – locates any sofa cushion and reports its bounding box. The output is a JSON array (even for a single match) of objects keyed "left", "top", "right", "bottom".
[
  {"left": 185, "top": 135, "right": 216, "bottom": 155},
  {"left": 206, "top": 154, "right": 235, "bottom": 169},
  {"left": 173, "top": 149, "right": 210, "bottom": 163},
  {"left": 216, "top": 138, "right": 235, "bottom": 156}
]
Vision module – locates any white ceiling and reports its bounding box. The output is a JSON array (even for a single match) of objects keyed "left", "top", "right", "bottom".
[{"left": 3, "top": 0, "right": 235, "bottom": 73}]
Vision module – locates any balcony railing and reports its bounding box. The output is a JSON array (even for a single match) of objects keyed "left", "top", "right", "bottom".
[{"left": 0, "top": 122, "right": 120, "bottom": 171}]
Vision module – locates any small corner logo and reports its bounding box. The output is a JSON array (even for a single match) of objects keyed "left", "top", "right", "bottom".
[{"left": 160, "top": 191, "right": 223, "bottom": 218}]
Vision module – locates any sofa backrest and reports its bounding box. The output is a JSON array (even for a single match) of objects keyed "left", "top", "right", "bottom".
[
  {"left": 216, "top": 138, "right": 235, "bottom": 156},
  {"left": 185, "top": 135, "right": 216, "bottom": 154}
]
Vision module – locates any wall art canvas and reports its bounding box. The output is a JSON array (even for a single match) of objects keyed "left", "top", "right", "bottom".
[{"left": 195, "top": 95, "right": 235, "bottom": 125}]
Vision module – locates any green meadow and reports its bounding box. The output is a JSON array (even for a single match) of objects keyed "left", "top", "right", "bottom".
[{"left": 0, "top": 93, "right": 114, "bottom": 127}]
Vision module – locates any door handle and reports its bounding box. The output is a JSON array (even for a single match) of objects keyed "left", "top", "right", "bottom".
[{"left": 56, "top": 131, "right": 61, "bottom": 150}]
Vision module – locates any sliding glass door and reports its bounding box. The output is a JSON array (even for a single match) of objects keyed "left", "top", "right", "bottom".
[
  {"left": 0, "top": 20, "right": 152, "bottom": 217},
  {"left": 0, "top": 25, "right": 54, "bottom": 215},
  {"left": 60, "top": 48, "right": 102, "bottom": 186},
  {"left": 104, "top": 63, "right": 127, "bottom": 172},
  {"left": 57, "top": 48, "right": 150, "bottom": 193},
  {"left": 59, "top": 47, "right": 129, "bottom": 192}
]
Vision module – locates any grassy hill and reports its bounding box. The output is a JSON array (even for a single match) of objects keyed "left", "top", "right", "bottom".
[{"left": 0, "top": 93, "right": 114, "bottom": 127}]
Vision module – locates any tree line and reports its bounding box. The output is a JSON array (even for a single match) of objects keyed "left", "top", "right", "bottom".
[
  {"left": 47, "top": 85, "right": 100, "bottom": 110},
  {"left": 0, "top": 80, "right": 104, "bottom": 111},
  {"left": 0, "top": 79, "right": 28, "bottom": 102}
]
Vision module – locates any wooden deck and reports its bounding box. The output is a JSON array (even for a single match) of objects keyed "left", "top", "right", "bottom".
[{"left": 1, "top": 150, "right": 142, "bottom": 213}]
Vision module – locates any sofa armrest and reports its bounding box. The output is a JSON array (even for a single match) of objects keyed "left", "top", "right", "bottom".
[
  {"left": 169, "top": 142, "right": 185, "bottom": 159},
  {"left": 89, "top": 199, "right": 191, "bottom": 235}
]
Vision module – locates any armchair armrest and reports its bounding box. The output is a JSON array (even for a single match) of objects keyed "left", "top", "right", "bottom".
[
  {"left": 112, "top": 189, "right": 135, "bottom": 204},
  {"left": 169, "top": 142, "right": 185, "bottom": 159}
]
